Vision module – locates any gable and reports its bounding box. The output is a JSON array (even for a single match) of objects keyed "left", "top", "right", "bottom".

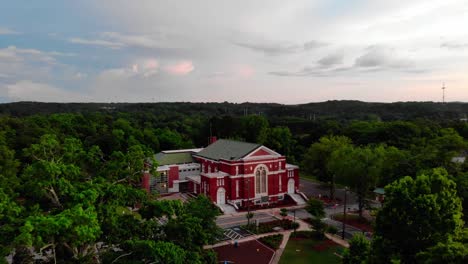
[
  {"left": 243, "top": 146, "right": 282, "bottom": 159},
  {"left": 249, "top": 148, "right": 272, "bottom": 157}
]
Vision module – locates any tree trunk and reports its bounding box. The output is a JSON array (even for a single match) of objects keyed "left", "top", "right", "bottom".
[{"left": 330, "top": 175, "right": 335, "bottom": 200}]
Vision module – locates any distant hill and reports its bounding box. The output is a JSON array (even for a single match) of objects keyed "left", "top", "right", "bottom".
[{"left": 0, "top": 101, "right": 467, "bottom": 121}]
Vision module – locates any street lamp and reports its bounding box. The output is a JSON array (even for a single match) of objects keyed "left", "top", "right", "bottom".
[
  {"left": 341, "top": 187, "right": 348, "bottom": 240},
  {"left": 293, "top": 209, "right": 297, "bottom": 235},
  {"left": 246, "top": 178, "right": 251, "bottom": 226}
]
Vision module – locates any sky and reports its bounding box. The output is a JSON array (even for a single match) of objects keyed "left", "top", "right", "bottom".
[{"left": 0, "top": 0, "right": 467, "bottom": 103}]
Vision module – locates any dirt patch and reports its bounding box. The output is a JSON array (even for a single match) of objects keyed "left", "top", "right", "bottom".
[
  {"left": 213, "top": 240, "right": 275, "bottom": 264},
  {"left": 312, "top": 239, "right": 340, "bottom": 252}
]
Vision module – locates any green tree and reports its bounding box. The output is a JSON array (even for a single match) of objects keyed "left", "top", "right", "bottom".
[
  {"left": 343, "top": 234, "right": 370, "bottom": 264},
  {"left": 241, "top": 115, "right": 269, "bottom": 144},
  {"left": 305, "top": 198, "right": 325, "bottom": 219},
  {"left": 372, "top": 168, "right": 464, "bottom": 264},
  {"left": 329, "top": 145, "right": 385, "bottom": 217},
  {"left": 303, "top": 135, "right": 352, "bottom": 199},
  {"left": 416, "top": 240, "right": 468, "bottom": 263}
]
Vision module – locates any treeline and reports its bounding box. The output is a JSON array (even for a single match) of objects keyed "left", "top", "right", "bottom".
[{"left": 1, "top": 101, "right": 468, "bottom": 121}]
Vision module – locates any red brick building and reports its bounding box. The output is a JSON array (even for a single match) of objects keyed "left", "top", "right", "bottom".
[{"left": 143, "top": 139, "right": 300, "bottom": 209}]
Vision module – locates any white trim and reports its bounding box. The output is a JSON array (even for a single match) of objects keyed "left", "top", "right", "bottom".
[
  {"left": 218, "top": 158, "right": 286, "bottom": 166},
  {"left": 243, "top": 146, "right": 282, "bottom": 160},
  {"left": 162, "top": 148, "right": 203, "bottom": 154}
]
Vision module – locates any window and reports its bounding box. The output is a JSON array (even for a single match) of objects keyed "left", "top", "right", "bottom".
[
  {"left": 236, "top": 180, "right": 239, "bottom": 198},
  {"left": 279, "top": 176, "right": 282, "bottom": 192},
  {"left": 255, "top": 166, "right": 267, "bottom": 195}
]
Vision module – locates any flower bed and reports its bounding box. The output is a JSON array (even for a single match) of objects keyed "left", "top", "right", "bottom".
[{"left": 258, "top": 234, "right": 283, "bottom": 250}]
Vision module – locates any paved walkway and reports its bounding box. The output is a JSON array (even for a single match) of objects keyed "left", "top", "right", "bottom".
[{"left": 211, "top": 206, "right": 350, "bottom": 263}]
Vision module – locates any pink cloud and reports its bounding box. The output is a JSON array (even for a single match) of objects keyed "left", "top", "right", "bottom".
[
  {"left": 165, "top": 60, "right": 194, "bottom": 75},
  {"left": 237, "top": 65, "right": 255, "bottom": 78},
  {"left": 143, "top": 59, "right": 159, "bottom": 70}
]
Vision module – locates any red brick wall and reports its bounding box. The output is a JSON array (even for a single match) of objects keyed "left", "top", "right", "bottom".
[
  {"left": 168, "top": 166, "right": 179, "bottom": 188},
  {"left": 142, "top": 172, "right": 150, "bottom": 192}
]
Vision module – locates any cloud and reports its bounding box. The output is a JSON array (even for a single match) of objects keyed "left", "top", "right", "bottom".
[
  {"left": 317, "top": 52, "right": 344, "bottom": 68},
  {"left": 269, "top": 46, "right": 419, "bottom": 77},
  {"left": 0, "top": 27, "right": 19, "bottom": 35},
  {"left": 441, "top": 41, "right": 468, "bottom": 50},
  {"left": 69, "top": 32, "right": 177, "bottom": 50},
  {"left": 354, "top": 46, "right": 413, "bottom": 69},
  {"left": 68, "top": 37, "right": 125, "bottom": 49},
  {"left": 164, "top": 61, "right": 194, "bottom": 75},
  {"left": 234, "top": 39, "right": 326, "bottom": 56},
  {"left": 6, "top": 80, "right": 87, "bottom": 102}
]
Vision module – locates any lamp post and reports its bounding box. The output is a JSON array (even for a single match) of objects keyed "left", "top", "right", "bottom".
[
  {"left": 293, "top": 209, "right": 297, "bottom": 235},
  {"left": 246, "top": 178, "right": 251, "bottom": 226},
  {"left": 341, "top": 187, "right": 348, "bottom": 240}
]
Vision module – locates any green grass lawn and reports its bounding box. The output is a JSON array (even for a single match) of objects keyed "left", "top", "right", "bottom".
[{"left": 279, "top": 237, "right": 343, "bottom": 264}]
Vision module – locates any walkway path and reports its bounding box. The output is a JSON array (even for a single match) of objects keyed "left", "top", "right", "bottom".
[{"left": 212, "top": 206, "right": 350, "bottom": 263}]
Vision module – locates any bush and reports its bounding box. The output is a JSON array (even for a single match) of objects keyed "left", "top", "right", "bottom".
[
  {"left": 326, "top": 225, "right": 338, "bottom": 234},
  {"left": 258, "top": 234, "right": 283, "bottom": 250},
  {"left": 291, "top": 222, "right": 300, "bottom": 230}
]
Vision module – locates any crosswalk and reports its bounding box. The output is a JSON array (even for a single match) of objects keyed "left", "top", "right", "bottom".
[{"left": 223, "top": 229, "right": 244, "bottom": 240}]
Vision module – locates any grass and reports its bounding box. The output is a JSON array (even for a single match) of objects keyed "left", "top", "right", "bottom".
[{"left": 279, "top": 236, "right": 343, "bottom": 264}]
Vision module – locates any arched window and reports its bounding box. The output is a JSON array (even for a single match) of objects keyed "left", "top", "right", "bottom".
[{"left": 255, "top": 166, "right": 268, "bottom": 195}]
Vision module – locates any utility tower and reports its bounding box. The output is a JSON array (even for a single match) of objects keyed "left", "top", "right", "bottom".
[{"left": 442, "top": 83, "right": 446, "bottom": 104}]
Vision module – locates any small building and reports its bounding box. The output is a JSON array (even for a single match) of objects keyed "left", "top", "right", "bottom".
[
  {"left": 142, "top": 138, "right": 300, "bottom": 209},
  {"left": 373, "top": 188, "right": 385, "bottom": 203}
]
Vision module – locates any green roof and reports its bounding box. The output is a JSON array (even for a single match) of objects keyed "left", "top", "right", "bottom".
[
  {"left": 155, "top": 152, "right": 194, "bottom": 165},
  {"left": 195, "top": 139, "right": 260, "bottom": 161},
  {"left": 373, "top": 188, "right": 385, "bottom": 195}
]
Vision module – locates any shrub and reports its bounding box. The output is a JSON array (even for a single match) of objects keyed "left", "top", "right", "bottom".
[
  {"left": 258, "top": 234, "right": 283, "bottom": 250},
  {"left": 326, "top": 225, "right": 338, "bottom": 234}
]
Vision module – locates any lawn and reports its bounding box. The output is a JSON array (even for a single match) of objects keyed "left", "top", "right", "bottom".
[{"left": 279, "top": 237, "right": 343, "bottom": 264}]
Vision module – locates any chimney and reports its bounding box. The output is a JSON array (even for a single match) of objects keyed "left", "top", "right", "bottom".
[{"left": 208, "top": 136, "right": 217, "bottom": 144}]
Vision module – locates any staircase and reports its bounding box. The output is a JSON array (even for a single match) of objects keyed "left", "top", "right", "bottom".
[
  {"left": 218, "top": 203, "right": 237, "bottom": 214},
  {"left": 288, "top": 193, "right": 307, "bottom": 205}
]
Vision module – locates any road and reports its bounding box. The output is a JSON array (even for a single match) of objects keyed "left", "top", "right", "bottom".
[
  {"left": 216, "top": 212, "right": 277, "bottom": 228},
  {"left": 299, "top": 177, "right": 358, "bottom": 204}
]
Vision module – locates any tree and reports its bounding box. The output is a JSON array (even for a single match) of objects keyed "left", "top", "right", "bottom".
[
  {"left": 280, "top": 208, "right": 288, "bottom": 218},
  {"left": 416, "top": 240, "right": 468, "bottom": 264},
  {"left": 305, "top": 198, "right": 325, "bottom": 219},
  {"left": 0, "top": 188, "right": 22, "bottom": 260},
  {"left": 343, "top": 234, "right": 370, "bottom": 264},
  {"left": 372, "top": 168, "right": 464, "bottom": 264},
  {"left": 302, "top": 135, "right": 352, "bottom": 199},
  {"left": 241, "top": 115, "right": 269, "bottom": 144},
  {"left": 265, "top": 126, "right": 294, "bottom": 157},
  {"left": 328, "top": 145, "right": 385, "bottom": 217}
]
